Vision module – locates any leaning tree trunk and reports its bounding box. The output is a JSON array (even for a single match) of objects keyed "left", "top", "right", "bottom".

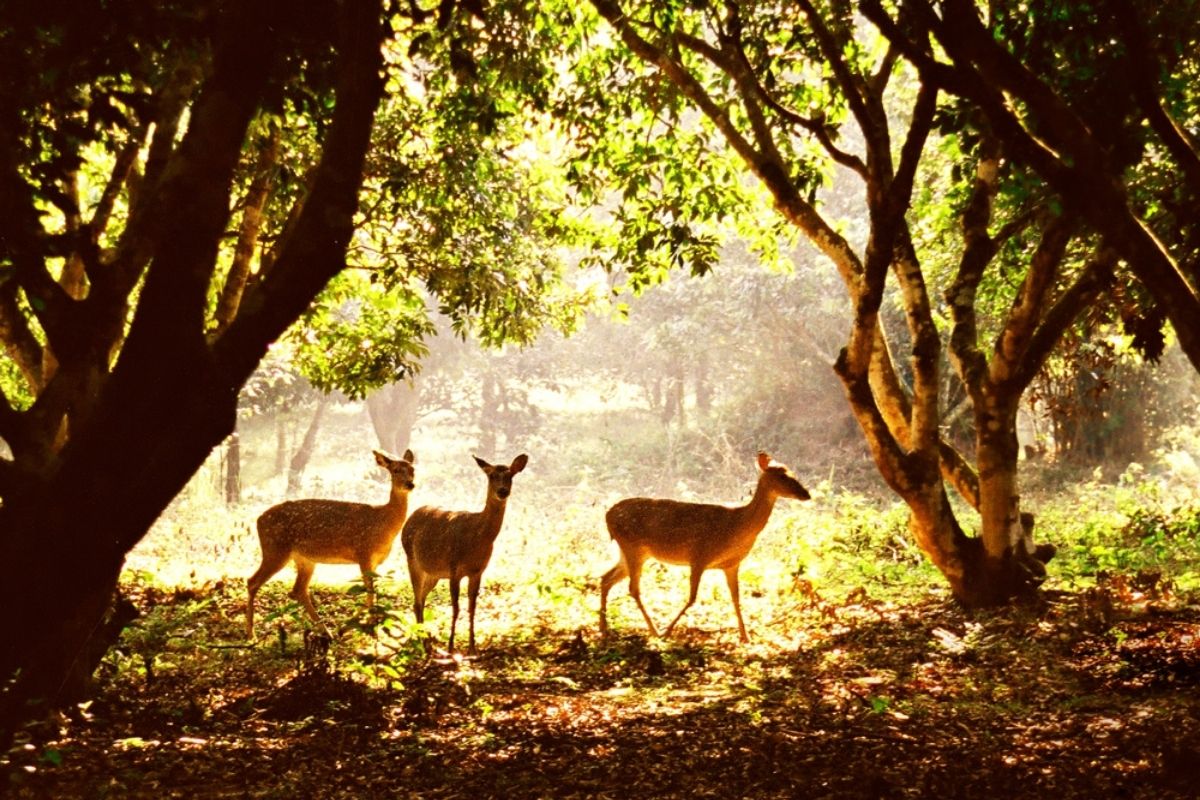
[
  {"left": 286, "top": 396, "right": 330, "bottom": 496},
  {"left": 0, "top": 360, "right": 242, "bottom": 730}
]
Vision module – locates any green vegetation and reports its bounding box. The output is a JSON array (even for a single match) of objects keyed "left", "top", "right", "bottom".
[
  {"left": 3, "top": 0, "right": 1200, "bottom": 795},
  {"left": 6, "top": 370, "right": 1200, "bottom": 795}
]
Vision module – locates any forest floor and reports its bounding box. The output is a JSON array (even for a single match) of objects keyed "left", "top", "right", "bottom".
[{"left": 4, "top": 571, "right": 1200, "bottom": 799}]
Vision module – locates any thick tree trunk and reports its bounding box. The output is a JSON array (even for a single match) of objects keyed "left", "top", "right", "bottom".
[
  {"left": 976, "top": 398, "right": 1020, "bottom": 560},
  {"left": 0, "top": 362, "right": 239, "bottom": 733},
  {"left": 0, "top": 0, "right": 385, "bottom": 739},
  {"left": 971, "top": 395, "right": 1051, "bottom": 602}
]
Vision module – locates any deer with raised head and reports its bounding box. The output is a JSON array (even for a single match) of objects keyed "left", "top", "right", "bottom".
[
  {"left": 401, "top": 453, "right": 528, "bottom": 653},
  {"left": 245, "top": 449, "right": 415, "bottom": 638},
  {"left": 600, "top": 451, "right": 810, "bottom": 642}
]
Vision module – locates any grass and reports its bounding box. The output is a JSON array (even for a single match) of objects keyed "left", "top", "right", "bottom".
[{"left": 7, "top": 399, "right": 1200, "bottom": 797}]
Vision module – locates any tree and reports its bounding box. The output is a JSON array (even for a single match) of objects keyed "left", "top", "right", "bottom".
[
  {"left": 0, "top": 0, "right": 592, "bottom": 732},
  {"left": 861, "top": 0, "right": 1200, "bottom": 372},
  {"left": 564, "top": 0, "right": 1111, "bottom": 604},
  {"left": 0, "top": 0, "right": 388, "bottom": 729}
]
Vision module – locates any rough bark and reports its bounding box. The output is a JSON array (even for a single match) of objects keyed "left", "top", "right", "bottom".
[{"left": 0, "top": 0, "right": 385, "bottom": 735}]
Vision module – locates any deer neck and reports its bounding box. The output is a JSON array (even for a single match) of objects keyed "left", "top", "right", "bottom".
[
  {"left": 381, "top": 485, "right": 410, "bottom": 525},
  {"left": 477, "top": 494, "right": 509, "bottom": 542},
  {"left": 736, "top": 479, "right": 778, "bottom": 534}
]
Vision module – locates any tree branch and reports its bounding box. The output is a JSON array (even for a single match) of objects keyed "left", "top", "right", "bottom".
[
  {"left": 0, "top": 281, "right": 44, "bottom": 392},
  {"left": 1112, "top": 0, "right": 1200, "bottom": 203},
  {"left": 210, "top": 125, "right": 280, "bottom": 341},
  {"left": 1012, "top": 247, "right": 1117, "bottom": 390},
  {"left": 587, "top": 0, "right": 865, "bottom": 292},
  {"left": 991, "top": 212, "right": 1077, "bottom": 386},
  {"left": 675, "top": 24, "right": 866, "bottom": 176},
  {"left": 213, "top": 0, "right": 385, "bottom": 386}
]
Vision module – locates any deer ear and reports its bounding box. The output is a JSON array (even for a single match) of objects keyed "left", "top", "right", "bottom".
[
  {"left": 374, "top": 450, "right": 392, "bottom": 468},
  {"left": 510, "top": 453, "right": 529, "bottom": 474},
  {"left": 757, "top": 452, "right": 772, "bottom": 471},
  {"left": 403, "top": 449, "right": 415, "bottom": 464},
  {"left": 474, "top": 455, "right": 492, "bottom": 472}
]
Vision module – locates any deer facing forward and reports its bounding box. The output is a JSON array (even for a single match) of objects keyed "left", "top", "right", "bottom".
[
  {"left": 600, "top": 452, "right": 810, "bottom": 642},
  {"left": 402, "top": 453, "right": 528, "bottom": 653},
  {"left": 245, "top": 449, "right": 415, "bottom": 638}
]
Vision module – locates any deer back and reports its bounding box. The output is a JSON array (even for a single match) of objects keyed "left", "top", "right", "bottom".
[
  {"left": 402, "top": 453, "right": 527, "bottom": 579},
  {"left": 607, "top": 498, "right": 754, "bottom": 566},
  {"left": 258, "top": 499, "right": 404, "bottom": 563},
  {"left": 256, "top": 448, "right": 415, "bottom": 565},
  {"left": 402, "top": 506, "right": 496, "bottom": 578}
]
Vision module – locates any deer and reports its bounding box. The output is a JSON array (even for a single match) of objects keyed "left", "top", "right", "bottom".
[
  {"left": 401, "top": 453, "right": 528, "bottom": 653},
  {"left": 599, "top": 451, "right": 810, "bottom": 642},
  {"left": 245, "top": 449, "right": 415, "bottom": 639}
]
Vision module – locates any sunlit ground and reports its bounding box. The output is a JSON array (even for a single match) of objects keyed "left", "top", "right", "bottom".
[{"left": 10, "top": 391, "right": 1195, "bottom": 798}]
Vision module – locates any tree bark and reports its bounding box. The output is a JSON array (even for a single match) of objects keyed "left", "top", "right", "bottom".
[{"left": 0, "top": 0, "right": 385, "bottom": 735}]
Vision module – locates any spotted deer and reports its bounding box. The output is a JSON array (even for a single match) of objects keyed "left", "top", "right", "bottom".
[
  {"left": 600, "top": 452, "right": 810, "bottom": 642},
  {"left": 401, "top": 453, "right": 528, "bottom": 653},
  {"left": 245, "top": 449, "right": 415, "bottom": 638}
]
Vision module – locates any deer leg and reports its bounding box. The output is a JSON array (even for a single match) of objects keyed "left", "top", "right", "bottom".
[
  {"left": 599, "top": 554, "right": 630, "bottom": 635},
  {"left": 290, "top": 559, "right": 320, "bottom": 622},
  {"left": 246, "top": 548, "right": 291, "bottom": 639},
  {"left": 408, "top": 571, "right": 437, "bottom": 655},
  {"left": 448, "top": 574, "right": 462, "bottom": 652},
  {"left": 723, "top": 566, "right": 749, "bottom": 643},
  {"left": 467, "top": 573, "right": 482, "bottom": 654},
  {"left": 663, "top": 565, "right": 703, "bottom": 638},
  {"left": 358, "top": 560, "right": 376, "bottom": 610},
  {"left": 626, "top": 554, "right": 660, "bottom": 638},
  {"left": 407, "top": 559, "right": 427, "bottom": 623}
]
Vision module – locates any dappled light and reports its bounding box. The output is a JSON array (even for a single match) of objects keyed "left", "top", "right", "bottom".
[
  {"left": 6, "top": 576, "right": 1198, "bottom": 797},
  {"left": 3, "top": 0, "right": 1200, "bottom": 797}
]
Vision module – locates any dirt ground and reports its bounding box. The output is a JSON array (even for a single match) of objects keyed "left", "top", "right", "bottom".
[{"left": 4, "top": 577, "right": 1199, "bottom": 799}]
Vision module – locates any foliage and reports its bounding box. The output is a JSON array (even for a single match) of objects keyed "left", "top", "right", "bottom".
[{"left": 6, "top": 529, "right": 1200, "bottom": 796}]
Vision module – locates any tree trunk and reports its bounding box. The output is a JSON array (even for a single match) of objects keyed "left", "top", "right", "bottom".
[
  {"left": 224, "top": 430, "right": 241, "bottom": 506},
  {"left": 0, "top": 0, "right": 385, "bottom": 737},
  {"left": 274, "top": 410, "right": 289, "bottom": 476},
  {"left": 0, "top": 363, "right": 240, "bottom": 734},
  {"left": 479, "top": 371, "right": 499, "bottom": 456},
  {"left": 365, "top": 380, "right": 421, "bottom": 454},
  {"left": 286, "top": 397, "right": 330, "bottom": 496}
]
